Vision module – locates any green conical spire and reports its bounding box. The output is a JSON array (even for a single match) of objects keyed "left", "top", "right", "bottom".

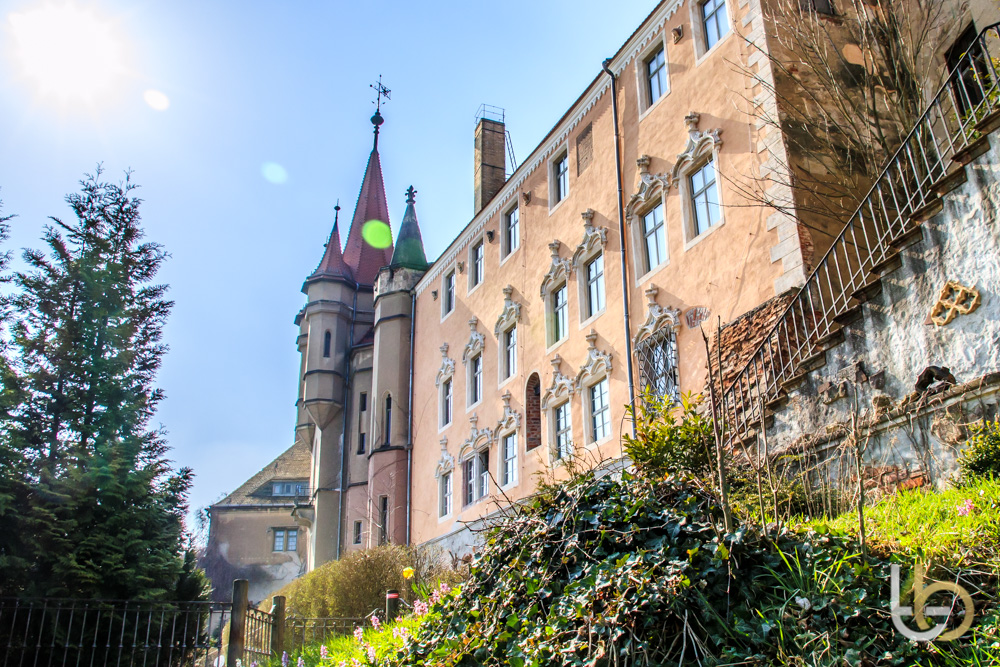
[{"left": 390, "top": 186, "right": 429, "bottom": 270}]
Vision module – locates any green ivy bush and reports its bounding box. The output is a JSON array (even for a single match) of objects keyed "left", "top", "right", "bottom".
[
  {"left": 958, "top": 419, "right": 1000, "bottom": 484},
  {"left": 386, "top": 468, "right": 996, "bottom": 666}
]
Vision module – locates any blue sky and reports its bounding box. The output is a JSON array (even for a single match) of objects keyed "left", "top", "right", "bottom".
[{"left": 0, "top": 0, "right": 655, "bottom": 523}]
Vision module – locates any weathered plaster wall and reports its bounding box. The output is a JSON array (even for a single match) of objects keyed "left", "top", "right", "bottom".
[{"left": 768, "top": 134, "right": 1000, "bottom": 484}]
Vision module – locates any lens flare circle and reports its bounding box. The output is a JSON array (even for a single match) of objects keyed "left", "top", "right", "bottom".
[
  {"left": 8, "top": 3, "right": 126, "bottom": 104},
  {"left": 261, "top": 162, "right": 288, "bottom": 184},
  {"left": 362, "top": 220, "right": 392, "bottom": 249},
  {"left": 143, "top": 89, "right": 170, "bottom": 111}
]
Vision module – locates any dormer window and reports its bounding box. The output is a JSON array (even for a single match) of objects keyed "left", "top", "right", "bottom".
[{"left": 272, "top": 482, "right": 306, "bottom": 496}]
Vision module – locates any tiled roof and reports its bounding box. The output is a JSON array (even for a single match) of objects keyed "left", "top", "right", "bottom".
[
  {"left": 308, "top": 217, "right": 354, "bottom": 284},
  {"left": 343, "top": 149, "right": 394, "bottom": 285},
  {"left": 213, "top": 441, "right": 311, "bottom": 508}
]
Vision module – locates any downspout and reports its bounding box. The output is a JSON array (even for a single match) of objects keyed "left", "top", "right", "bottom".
[
  {"left": 602, "top": 58, "right": 637, "bottom": 437},
  {"left": 336, "top": 286, "right": 359, "bottom": 558},
  {"left": 405, "top": 291, "right": 416, "bottom": 546}
]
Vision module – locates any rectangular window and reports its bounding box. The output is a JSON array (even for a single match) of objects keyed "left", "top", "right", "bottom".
[
  {"left": 478, "top": 450, "right": 490, "bottom": 499},
  {"left": 501, "top": 432, "right": 517, "bottom": 487},
  {"left": 701, "top": 0, "right": 729, "bottom": 50},
  {"left": 947, "top": 25, "right": 988, "bottom": 113},
  {"left": 286, "top": 529, "right": 298, "bottom": 551},
  {"left": 554, "top": 402, "right": 572, "bottom": 460},
  {"left": 443, "top": 272, "right": 456, "bottom": 315},
  {"left": 353, "top": 520, "right": 362, "bottom": 545},
  {"left": 273, "top": 529, "right": 285, "bottom": 552},
  {"left": 586, "top": 255, "right": 605, "bottom": 318},
  {"left": 442, "top": 379, "right": 453, "bottom": 426},
  {"left": 357, "top": 431, "right": 366, "bottom": 455},
  {"left": 643, "top": 204, "right": 667, "bottom": 271},
  {"left": 503, "top": 326, "right": 517, "bottom": 379},
  {"left": 470, "top": 354, "right": 483, "bottom": 405},
  {"left": 554, "top": 154, "right": 569, "bottom": 204},
  {"left": 691, "top": 160, "right": 721, "bottom": 236},
  {"left": 646, "top": 47, "right": 667, "bottom": 106},
  {"left": 440, "top": 471, "right": 453, "bottom": 517},
  {"left": 549, "top": 284, "right": 568, "bottom": 345},
  {"left": 463, "top": 458, "right": 475, "bottom": 505},
  {"left": 471, "top": 241, "right": 484, "bottom": 287},
  {"left": 359, "top": 392, "right": 368, "bottom": 412},
  {"left": 637, "top": 327, "right": 680, "bottom": 406},
  {"left": 590, "top": 379, "right": 610, "bottom": 442},
  {"left": 378, "top": 496, "right": 389, "bottom": 545},
  {"left": 384, "top": 396, "right": 392, "bottom": 447},
  {"left": 503, "top": 207, "right": 520, "bottom": 257},
  {"left": 273, "top": 482, "right": 306, "bottom": 496}
]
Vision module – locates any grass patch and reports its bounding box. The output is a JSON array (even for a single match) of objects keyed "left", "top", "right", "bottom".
[{"left": 802, "top": 477, "right": 1000, "bottom": 569}]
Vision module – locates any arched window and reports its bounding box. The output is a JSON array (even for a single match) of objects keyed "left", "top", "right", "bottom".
[
  {"left": 323, "top": 331, "right": 332, "bottom": 358},
  {"left": 525, "top": 373, "right": 541, "bottom": 451},
  {"left": 383, "top": 395, "right": 392, "bottom": 447}
]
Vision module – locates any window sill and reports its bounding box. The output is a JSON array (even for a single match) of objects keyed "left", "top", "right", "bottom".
[
  {"left": 579, "top": 308, "right": 606, "bottom": 330},
  {"left": 466, "top": 399, "right": 482, "bottom": 413},
  {"left": 694, "top": 29, "right": 732, "bottom": 67},
  {"left": 548, "top": 197, "right": 569, "bottom": 216},
  {"left": 545, "top": 336, "right": 568, "bottom": 356},
  {"left": 586, "top": 433, "right": 614, "bottom": 450},
  {"left": 635, "top": 258, "right": 670, "bottom": 288},
  {"left": 499, "top": 247, "right": 520, "bottom": 268},
  {"left": 498, "top": 375, "right": 516, "bottom": 391},
  {"left": 638, "top": 88, "right": 670, "bottom": 122},
  {"left": 467, "top": 281, "right": 483, "bottom": 297},
  {"left": 440, "top": 308, "right": 456, "bottom": 324},
  {"left": 438, "top": 422, "right": 452, "bottom": 435},
  {"left": 683, "top": 217, "right": 725, "bottom": 252}
]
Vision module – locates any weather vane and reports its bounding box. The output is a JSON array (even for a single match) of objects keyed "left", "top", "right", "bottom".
[
  {"left": 371, "top": 75, "right": 390, "bottom": 114},
  {"left": 370, "top": 75, "right": 390, "bottom": 149}
]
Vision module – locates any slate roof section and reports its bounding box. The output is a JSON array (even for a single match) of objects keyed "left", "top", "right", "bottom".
[
  {"left": 342, "top": 149, "right": 394, "bottom": 285},
  {"left": 390, "top": 188, "right": 430, "bottom": 271},
  {"left": 307, "top": 214, "right": 354, "bottom": 286},
  {"left": 213, "top": 441, "right": 311, "bottom": 508}
]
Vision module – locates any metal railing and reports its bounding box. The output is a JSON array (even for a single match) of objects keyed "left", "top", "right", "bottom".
[
  {"left": 0, "top": 597, "right": 232, "bottom": 667},
  {"left": 719, "top": 23, "right": 1000, "bottom": 443}
]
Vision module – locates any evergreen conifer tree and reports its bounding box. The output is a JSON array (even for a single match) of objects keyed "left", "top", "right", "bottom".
[{"left": 0, "top": 170, "right": 205, "bottom": 600}]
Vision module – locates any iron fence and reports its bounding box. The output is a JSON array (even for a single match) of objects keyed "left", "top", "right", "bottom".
[
  {"left": 718, "top": 22, "right": 1000, "bottom": 445},
  {"left": 0, "top": 597, "right": 232, "bottom": 667}
]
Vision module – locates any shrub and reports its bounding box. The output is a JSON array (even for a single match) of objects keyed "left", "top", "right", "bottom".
[
  {"left": 271, "top": 544, "right": 464, "bottom": 619},
  {"left": 622, "top": 392, "right": 714, "bottom": 478},
  {"left": 958, "top": 419, "right": 1000, "bottom": 484}
]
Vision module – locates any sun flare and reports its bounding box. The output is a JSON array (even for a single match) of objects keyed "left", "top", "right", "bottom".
[{"left": 8, "top": 3, "right": 127, "bottom": 104}]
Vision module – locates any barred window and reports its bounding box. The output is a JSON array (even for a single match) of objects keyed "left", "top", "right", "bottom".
[{"left": 636, "top": 327, "right": 680, "bottom": 405}]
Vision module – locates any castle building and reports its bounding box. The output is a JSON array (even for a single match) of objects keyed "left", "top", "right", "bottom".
[{"left": 206, "top": 0, "right": 1000, "bottom": 599}]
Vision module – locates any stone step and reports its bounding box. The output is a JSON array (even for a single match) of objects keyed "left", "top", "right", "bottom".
[
  {"left": 931, "top": 167, "right": 968, "bottom": 197},
  {"left": 870, "top": 251, "right": 903, "bottom": 277},
  {"left": 833, "top": 304, "right": 864, "bottom": 326},
  {"left": 851, "top": 278, "right": 883, "bottom": 304},
  {"left": 764, "top": 391, "right": 789, "bottom": 411},
  {"left": 952, "top": 133, "right": 991, "bottom": 166},
  {"left": 909, "top": 197, "right": 943, "bottom": 223},
  {"left": 779, "top": 351, "right": 827, "bottom": 392},
  {"left": 814, "top": 327, "right": 845, "bottom": 350},
  {"left": 890, "top": 225, "right": 924, "bottom": 251},
  {"left": 975, "top": 108, "right": 1000, "bottom": 135}
]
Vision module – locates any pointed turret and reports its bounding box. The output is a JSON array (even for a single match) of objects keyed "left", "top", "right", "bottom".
[
  {"left": 390, "top": 186, "right": 429, "bottom": 270},
  {"left": 342, "top": 112, "right": 394, "bottom": 285},
  {"left": 306, "top": 204, "right": 354, "bottom": 288}
]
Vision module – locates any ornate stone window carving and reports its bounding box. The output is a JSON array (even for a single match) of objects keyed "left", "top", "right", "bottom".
[
  {"left": 462, "top": 318, "right": 485, "bottom": 365},
  {"left": 494, "top": 285, "right": 522, "bottom": 337},
  {"left": 671, "top": 113, "right": 724, "bottom": 245},
  {"left": 575, "top": 330, "right": 613, "bottom": 390},
  {"left": 435, "top": 438, "right": 455, "bottom": 519},
  {"left": 626, "top": 155, "right": 671, "bottom": 277},
  {"left": 494, "top": 390, "right": 522, "bottom": 439},
  {"left": 541, "top": 355, "right": 576, "bottom": 411},
  {"left": 458, "top": 414, "right": 492, "bottom": 506},
  {"left": 434, "top": 438, "right": 454, "bottom": 479},
  {"left": 633, "top": 285, "right": 681, "bottom": 405},
  {"left": 435, "top": 343, "right": 455, "bottom": 387},
  {"left": 572, "top": 210, "right": 608, "bottom": 322},
  {"left": 540, "top": 241, "right": 571, "bottom": 297}
]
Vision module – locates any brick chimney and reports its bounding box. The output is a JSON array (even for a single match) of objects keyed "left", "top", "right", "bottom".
[{"left": 474, "top": 111, "right": 507, "bottom": 214}]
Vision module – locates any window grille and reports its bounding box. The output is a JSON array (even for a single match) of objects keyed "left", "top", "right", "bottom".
[{"left": 635, "top": 326, "right": 680, "bottom": 406}]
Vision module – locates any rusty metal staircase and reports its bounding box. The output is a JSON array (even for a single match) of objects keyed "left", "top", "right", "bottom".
[{"left": 719, "top": 23, "right": 1000, "bottom": 445}]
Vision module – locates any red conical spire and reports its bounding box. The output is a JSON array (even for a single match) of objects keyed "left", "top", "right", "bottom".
[
  {"left": 342, "top": 147, "right": 394, "bottom": 285},
  {"left": 308, "top": 204, "right": 354, "bottom": 285}
]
